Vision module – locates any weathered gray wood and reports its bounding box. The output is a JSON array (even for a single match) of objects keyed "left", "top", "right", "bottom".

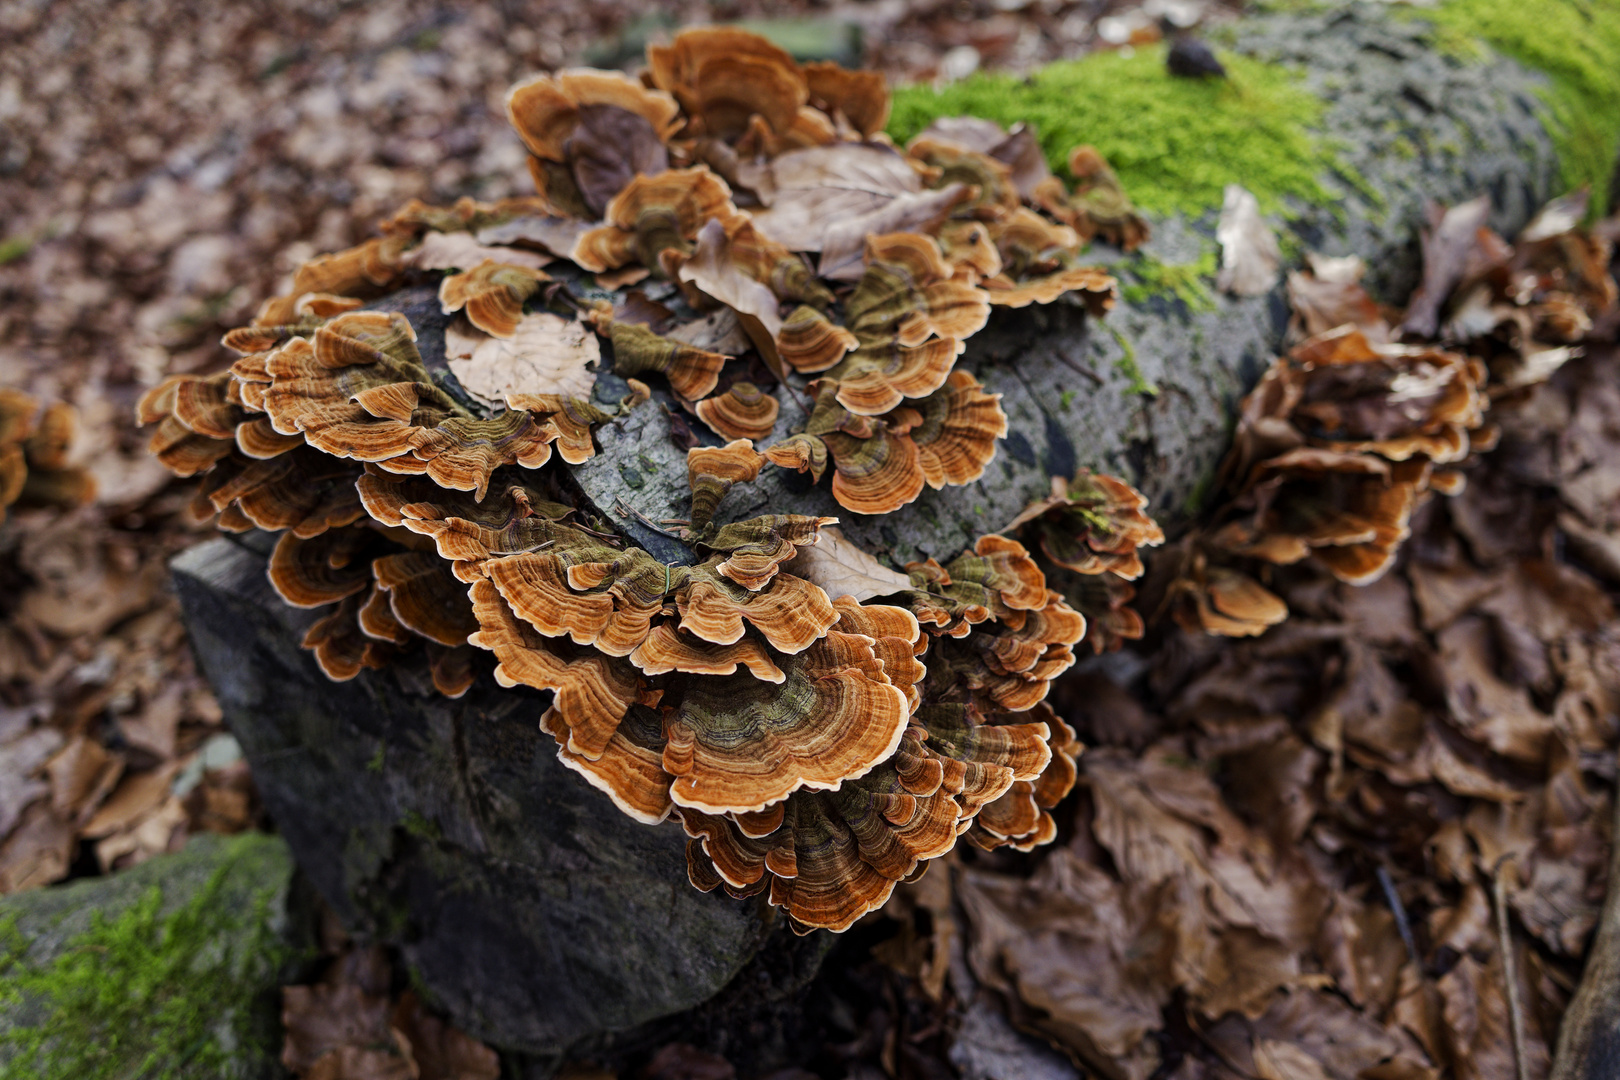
[{"left": 171, "top": 536, "right": 780, "bottom": 1057}]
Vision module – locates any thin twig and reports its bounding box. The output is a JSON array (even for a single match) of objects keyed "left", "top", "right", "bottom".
[
  {"left": 1376, "top": 864, "right": 1421, "bottom": 970},
  {"left": 486, "top": 539, "right": 556, "bottom": 556},
  {"left": 1058, "top": 354, "right": 1105, "bottom": 386},
  {"left": 1493, "top": 856, "right": 1530, "bottom": 1080},
  {"left": 615, "top": 498, "right": 688, "bottom": 540}
]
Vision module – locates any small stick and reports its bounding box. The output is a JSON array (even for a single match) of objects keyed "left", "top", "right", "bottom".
[
  {"left": 1058, "top": 354, "right": 1105, "bottom": 386},
  {"left": 1376, "top": 864, "right": 1421, "bottom": 970},
  {"left": 615, "top": 498, "right": 687, "bottom": 540},
  {"left": 1493, "top": 857, "right": 1530, "bottom": 1080}
]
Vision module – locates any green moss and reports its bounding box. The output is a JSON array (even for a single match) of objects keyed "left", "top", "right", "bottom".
[
  {"left": 0, "top": 835, "right": 292, "bottom": 1079},
  {"left": 402, "top": 810, "right": 441, "bottom": 842},
  {"left": 0, "top": 237, "right": 31, "bottom": 266},
  {"left": 1106, "top": 326, "right": 1159, "bottom": 397},
  {"left": 888, "top": 46, "right": 1339, "bottom": 218},
  {"left": 1119, "top": 250, "right": 1219, "bottom": 312},
  {"left": 1420, "top": 0, "right": 1620, "bottom": 211},
  {"left": 366, "top": 741, "right": 386, "bottom": 773}
]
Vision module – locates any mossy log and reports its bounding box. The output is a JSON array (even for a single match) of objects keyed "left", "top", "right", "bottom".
[
  {"left": 170, "top": 2, "right": 1606, "bottom": 1061},
  {"left": 569, "top": 6, "right": 1570, "bottom": 566}
]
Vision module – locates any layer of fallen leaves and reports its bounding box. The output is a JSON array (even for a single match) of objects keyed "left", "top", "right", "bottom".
[
  {"left": 282, "top": 906, "right": 501, "bottom": 1080},
  {"left": 864, "top": 206, "right": 1620, "bottom": 1080},
  {"left": 0, "top": 490, "right": 264, "bottom": 894}
]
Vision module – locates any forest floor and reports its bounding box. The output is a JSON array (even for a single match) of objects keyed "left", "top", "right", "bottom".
[{"left": 0, "top": 2, "right": 1615, "bottom": 1079}]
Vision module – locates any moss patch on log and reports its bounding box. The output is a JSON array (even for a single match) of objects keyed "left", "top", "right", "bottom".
[
  {"left": 0, "top": 833, "right": 303, "bottom": 1080},
  {"left": 1419, "top": 0, "right": 1620, "bottom": 212},
  {"left": 887, "top": 46, "right": 1340, "bottom": 217}
]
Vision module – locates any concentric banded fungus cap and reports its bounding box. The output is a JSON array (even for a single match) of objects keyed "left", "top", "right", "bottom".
[
  {"left": 702, "top": 514, "right": 838, "bottom": 592},
  {"left": 572, "top": 168, "right": 737, "bottom": 275},
  {"left": 901, "top": 534, "right": 1048, "bottom": 632},
  {"left": 0, "top": 391, "right": 97, "bottom": 520},
  {"left": 647, "top": 28, "right": 808, "bottom": 141},
  {"left": 687, "top": 439, "right": 765, "bottom": 531},
  {"left": 438, "top": 260, "right": 550, "bottom": 339},
  {"left": 258, "top": 310, "right": 586, "bottom": 499},
  {"left": 506, "top": 70, "right": 680, "bottom": 217},
  {"left": 137, "top": 373, "right": 242, "bottom": 477},
  {"left": 1173, "top": 562, "right": 1289, "bottom": 638},
  {"left": 802, "top": 60, "right": 889, "bottom": 137},
  {"left": 968, "top": 706, "right": 1083, "bottom": 852},
  {"left": 1281, "top": 326, "right": 1486, "bottom": 465},
  {"left": 1219, "top": 449, "right": 1429, "bottom": 586},
  {"left": 777, "top": 306, "right": 858, "bottom": 374},
  {"left": 606, "top": 321, "right": 728, "bottom": 401},
  {"left": 1007, "top": 471, "right": 1165, "bottom": 579},
  {"left": 680, "top": 737, "right": 963, "bottom": 932},
  {"left": 1034, "top": 145, "right": 1150, "bottom": 251},
  {"left": 695, "top": 383, "right": 780, "bottom": 443},
  {"left": 915, "top": 117, "right": 1051, "bottom": 201}
]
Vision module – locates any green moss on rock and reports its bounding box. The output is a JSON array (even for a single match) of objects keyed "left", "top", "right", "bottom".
[
  {"left": 888, "top": 45, "right": 1339, "bottom": 217},
  {"left": 0, "top": 833, "right": 308, "bottom": 1080},
  {"left": 1421, "top": 0, "right": 1620, "bottom": 212}
]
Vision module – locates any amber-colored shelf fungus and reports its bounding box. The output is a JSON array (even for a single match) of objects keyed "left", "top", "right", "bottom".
[{"left": 139, "top": 27, "right": 1180, "bottom": 932}]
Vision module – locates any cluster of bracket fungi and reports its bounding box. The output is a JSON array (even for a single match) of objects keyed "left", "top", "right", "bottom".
[
  {"left": 0, "top": 390, "right": 96, "bottom": 525},
  {"left": 135, "top": 26, "right": 1612, "bottom": 931},
  {"left": 137, "top": 28, "right": 1172, "bottom": 932},
  {"left": 1167, "top": 192, "right": 1619, "bottom": 636}
]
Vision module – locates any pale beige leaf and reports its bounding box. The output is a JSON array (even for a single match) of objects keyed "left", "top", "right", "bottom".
[
  {"left": 783, "top": 525, "right": 910, "bottom": 602},
  {"left": 444, "top": 312, "right": 598, "bottom": 406},
  {"left": 407, "top": 230, "right": 551, "bottom": 272},
  {"left": 1216, "top": 184, "right": 1281, "bottom": 297}
]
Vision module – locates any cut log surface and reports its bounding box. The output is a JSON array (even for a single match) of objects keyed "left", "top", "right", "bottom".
[{"left": 169, "top": 4, "right": 1586, "bottom": 1057}]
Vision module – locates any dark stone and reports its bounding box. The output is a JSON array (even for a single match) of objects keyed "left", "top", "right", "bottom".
[{"left": 1167, "top": 37, "right": 1227, "bottom": 79}]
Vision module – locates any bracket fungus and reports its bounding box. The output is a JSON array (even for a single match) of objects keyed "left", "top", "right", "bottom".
[
  {"left": 140, "top": 27, "right": 1165, "bottom": 932},
  {"left": 0, "top": 390, "right": 96, "bottom": 523}
]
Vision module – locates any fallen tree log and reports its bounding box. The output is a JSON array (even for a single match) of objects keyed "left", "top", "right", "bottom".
[{"left": 170, "top": 2, "right": 1611, "bottom": 1063}]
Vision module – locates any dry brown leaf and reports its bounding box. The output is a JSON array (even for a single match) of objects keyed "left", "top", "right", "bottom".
[
  {"left": 118, "top": 682, "right": 185, "bottom": 760},
  {"left": 282, "top": 983, "right": 402, "bottom": 1075},
  {"left": 93, "top": 792, "right": 186, "bottom": 872},
  {"left": 0, "top": 726, "right": 62, "bottom": 840},
  {"left": 781, "top": 525, "right": 910, "bottom": 602},
  {"left": 0, "top": 801, "right": 75, "bottom": 893},
  {"left": 82, "top": 761, "right": 179, "bottom": 838},
  {"left": 406, "top": 230, "right": 550, "bottom": 272},
  {"left": 444, "top": 312, "right": 599, "bottom": 406},
  {"left": 390, "top": 991, "right": 500, "bottom": 1080},
  {"left": 45, "top": 734, "right": 124, "bottom": 823}
]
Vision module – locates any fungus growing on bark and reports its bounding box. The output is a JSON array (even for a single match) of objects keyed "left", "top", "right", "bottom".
[
  {"left": 777, "top": 306, "right": 859, "bottom": 374},
  {"left": 438, "top": 260, "right": 550, "bottom": 339},
  {"left": 0, "top": 391, "right": 96, "bottom": 522},
  {"left": 605, "top": 320, "right": 729, "bottom": 401},
  {"left": 506, "top": 70, "right": 680, "bottom": 218},
  {"left": 139, "top": 26, "right": 1151, "bottom": 932},
  {"left": 695, "top": 383, "right": 779, "bottom": 442},
  {"left": 572, "top": 168, "right": 737, "bottom": 276},
  {"left": 648, "top": 28, "right": 807, "bottom": 142},
  {"left": 1035, "top": 145, "right": 1150, "bottom": 251},
  {"left": 686, "top": 440, "right": 765, "bottom": 532}
]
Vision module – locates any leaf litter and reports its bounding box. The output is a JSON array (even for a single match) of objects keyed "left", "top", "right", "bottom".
[{"left": 2, "top": 0, "right": 1617, "bottom": 1076}]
